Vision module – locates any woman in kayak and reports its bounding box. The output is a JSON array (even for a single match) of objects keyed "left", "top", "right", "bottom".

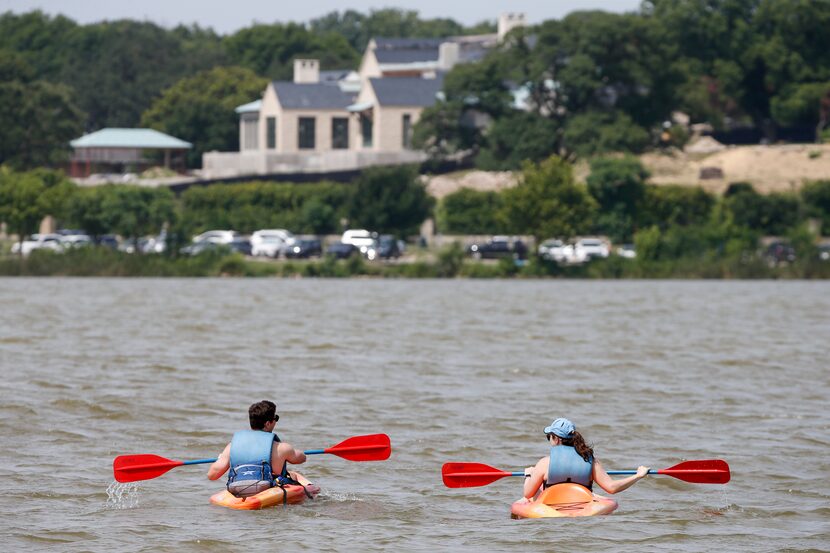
[{"left": 519, "top": 418, "right": 649, "bottom": 502}]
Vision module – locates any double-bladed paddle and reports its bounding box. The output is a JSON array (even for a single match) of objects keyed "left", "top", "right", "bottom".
[
  {"left": 441, "top": 459, "right": 730, "bottom": 488},
  {"left": 113, "top": 433, "right": 391, "bottom": 483}
]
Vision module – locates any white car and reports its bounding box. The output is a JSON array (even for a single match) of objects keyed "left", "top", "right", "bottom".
[
  {"left": 573, "top": 238, "right": 610, "bottom": 262},
  {"left": 59, "top": 233, "right": 93, "bottom": 249},
  {"left": 192, "top": 230, "right": 239, "bottom": 245},
  {"left": 341, "top": 229, "right": 377, "bottom": 258},
  {"left": 616, "top": 244, "right": 637, "bottom": 259},
  {"left": 251, "top": 229, "right": 295, "bottom": 258},
  {"left": 538, "top": 239, "right": 568, "bottom": 262},
  {"left": 10, "top": 233, "right": 63, "bottom": 256}
]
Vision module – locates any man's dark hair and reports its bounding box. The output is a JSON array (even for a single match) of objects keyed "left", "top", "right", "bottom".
[{"left": 249, "top": 400, "right": 277, "bottom": 430}]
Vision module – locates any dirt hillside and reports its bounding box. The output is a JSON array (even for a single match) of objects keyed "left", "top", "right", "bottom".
[{"left": 424, "top": 143, "right": 830, "bottom": 196}]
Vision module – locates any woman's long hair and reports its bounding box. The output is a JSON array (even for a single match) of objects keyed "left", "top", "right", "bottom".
[{"left": 556, "top": 431, "right": 594, "bottom": 462}]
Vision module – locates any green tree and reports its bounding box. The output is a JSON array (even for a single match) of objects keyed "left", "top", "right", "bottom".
[
  {"left": 436, "top": 188, "right": 506, "bottom": 234},
  {"left": 180, "top": 181, "right": 351, "bottom": 235},
  {"left": 476, "top": 113, "right": 561, "bottom": 170},
  {"left": 346, "top": 165, "right": 434, "bottom": 237},
  {"left": 141, "top": 67, "right": 267, "bottom": 167},
  {"left": 412, "top": 57, "right": 512, "bottom": 159},
  {"left": 639, "top": 185, "right": 715, "bottom": 229},
  {"left": 223, "top": 23, "right": 358, "bottom": 79},
  {"left": 309, "top": 9, "right": 491, "bottom": 53},
  {"left": 725, "top": 183, "right": 802, "bottom": 235},
  {"left": 96, "top": 186, "right": 176, "bottom": 245},
  {"left": 801, "top": 180, "right": 830, "bottom": 234},
  {"left": 562, "top": 111, "right": 651, "bottom": 158},
  {"left": 0, "top": 168, "right": 76, "bottom": 252},
  {"left": 586, "top": 156, "right": 649, "bottom": 242},
  {"left": 501, "top": 155, "right": 597, "bottom": 248},
  {"left": 0, "top": 49, "right": 84, "bottom": 169}
]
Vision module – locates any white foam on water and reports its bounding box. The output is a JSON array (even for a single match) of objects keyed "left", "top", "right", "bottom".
[
  {"left": 106, "top": 481, "right": 141, "bottom": 509},
  {"left": 318, "top": 489, "right": 363, "bottom": 502}
]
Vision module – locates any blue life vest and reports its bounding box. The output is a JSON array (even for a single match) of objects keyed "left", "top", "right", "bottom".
[
  {"left": 227, "top": 430, "right": 278, "bottom": 497},
  {"left": 545, "top": 445, "right": 593, "bottom": 490}
]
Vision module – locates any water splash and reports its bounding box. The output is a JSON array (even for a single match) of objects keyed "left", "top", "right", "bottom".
[
  {"left": 106, "top": 480, "right": 141, "bottom": 509},
  {"left": 719, "top": 485, "right": 730, "bottom": 510},
  {"left": 318, "top": 489, "right": 363, "bottom": 502}
]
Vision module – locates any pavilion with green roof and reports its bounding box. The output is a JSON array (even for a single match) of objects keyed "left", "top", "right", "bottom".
[{"left": 69, "top": 128, "right": 192, "bottom": 177}]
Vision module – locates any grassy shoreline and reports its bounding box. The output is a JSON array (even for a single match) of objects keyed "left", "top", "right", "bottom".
[{"left": 1, "top": 248, "right": 829, "bottom": 279}]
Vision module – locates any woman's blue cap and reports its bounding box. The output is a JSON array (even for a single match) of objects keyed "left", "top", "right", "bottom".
[{"left": 544, "top": 418, "right": 575, "bottom": 438}]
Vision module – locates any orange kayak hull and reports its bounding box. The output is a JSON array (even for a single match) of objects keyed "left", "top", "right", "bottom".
[
  {"left": 510, "top": 483, "right": 618, "bottom": 518},
  {"left": 209, "top": 473, "right": 320, "bottom": 510}
]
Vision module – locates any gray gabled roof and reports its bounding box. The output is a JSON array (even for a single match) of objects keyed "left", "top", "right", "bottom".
[
  {"left": 374, "top": 37, "right": 444, "bottom": 49},
  {"left": 369, "top": 76, "right": 444, "bottom": 107},
  {"left": 373, "top": 37, "right": 442, "bottom": 64},
  {"left": 272, "top": 82, "right": 353, "bottom": 110}
]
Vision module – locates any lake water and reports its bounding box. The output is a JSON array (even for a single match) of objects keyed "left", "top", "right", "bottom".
[{"left": 0, "top": 278, "right": 828, "bottom": 552}]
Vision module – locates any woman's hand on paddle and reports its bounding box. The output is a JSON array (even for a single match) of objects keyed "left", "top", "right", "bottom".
[{"left": 636, "top": 465, "right": 650, "bottom": 479}]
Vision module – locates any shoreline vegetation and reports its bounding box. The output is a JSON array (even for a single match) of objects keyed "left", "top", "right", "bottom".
[{"left": 2, "top": 247, "right": 829, "bottom": 279}]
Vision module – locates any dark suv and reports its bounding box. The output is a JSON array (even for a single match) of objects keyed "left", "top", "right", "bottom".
[
  {"left": 284, "top": 238, "right": 322, "bottom": 259},
  {"left": 467, "top": 239, "right": 513, "bottom": 259},
  {"left": 377, "top": 235, "right": 402, "bottom": 259}
]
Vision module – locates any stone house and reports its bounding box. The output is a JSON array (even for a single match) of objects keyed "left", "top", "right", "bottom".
[{"left": 202, "top": 13, "right": 526, "bottom": 178}]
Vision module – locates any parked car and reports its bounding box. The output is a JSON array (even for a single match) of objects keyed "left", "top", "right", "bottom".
[
  {"left": 284, "top": 237, "right": 323, "bottom": 259},
  {"left": 192, "top": 230, "right": 239, "bottom": 245},
  {"left": 538, "top": 239, "right": 568, "bottom": 262},
  {"left": 228, "top": 238, "right": 252, "bottom": 256},
  {"left": 251, "top": 229, "right": 295, "bottom": 258},
  {"left": 97, "top": 235, "right": 120, "bottom": 250},
  {"left": 341, "top": 229, "right": 378, "bottom": 259},
  {"left": 326, "top": 242, "right": 359, "bottom": 259},
  {"left": 819, "top": 243, "right": 830, "bottom": 261},
  {"left": 180, "top": 241, "right": 226, "bottom": 256},
  {"left": 616, "top": 244, "right": 637, "bottom": 259},
  {"left": 764, "top": 240, "right": 796, "bottom": 265},
  {"left": 467, "top": 238, "right": 513, "bottom": 259},
  {"left": 377, "top": 235, "right": 402, "bottom": 259},
  {"left": 573, "top": 238, "right": 610, "bottom": 262},
  {"left": 59, "top": 233, "right": 93, "bottom": 249},
  {"left": 10, "top": 233, "right": 63, "bottom": 256}
]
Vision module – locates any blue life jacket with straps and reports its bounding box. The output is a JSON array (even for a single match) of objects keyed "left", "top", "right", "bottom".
[
  {"left": 545, "top": 445, "right": 593, "bottom": 490},
  {"left": 227, "top": 430, "right": 290, "bottom": 497}
]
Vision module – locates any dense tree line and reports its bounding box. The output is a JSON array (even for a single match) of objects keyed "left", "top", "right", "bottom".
[
  {"left": 0, "top": 165, "right": 434, "bottom": 247},
  {"left": 436, "top": 156, "right": 830, "bottom": 256},
  {"left": 2, "top": 162, "right": 830, "bottom": 266},
  {"left": 415, "top": 0, "right": 830, "bottom": 169},
  {"left": 0, "top": 9, "right": 493, "bottom": 169},
  {"left": 1, "top": 3, "right": 829, "bottom": 172}
]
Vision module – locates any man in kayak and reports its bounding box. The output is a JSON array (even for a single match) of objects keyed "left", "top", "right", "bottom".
[
  {"left": 207, "top": 400, "right": 307, "bottom": 497},
  {"left": 519, "top": 417, "right": 650, "bottom": 502}
]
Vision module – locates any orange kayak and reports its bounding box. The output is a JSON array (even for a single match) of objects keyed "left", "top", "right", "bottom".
[
  {"left": 209, "top": 472, "right": 320, "bottom": 510},
  {"left": 510, "top": 483, "right": 618, "bottom": 518}
]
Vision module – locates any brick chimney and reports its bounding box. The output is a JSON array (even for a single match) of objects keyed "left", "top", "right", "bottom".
[{"left": 293, "top": 59, "right": 319, "bottom": 84}]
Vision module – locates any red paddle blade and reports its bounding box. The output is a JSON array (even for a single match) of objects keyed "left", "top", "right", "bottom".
[
  {"left": 325, "top": 433, "right": 391, "bottom": 461},
  {"left": 442, "top": 462, "right": 511, "bottom": 488},
  {"left": 660, "top": 459, "right": 731, "bottom": 484},
  {"left": 113, "top": 454, "right": 183, "bottom": 483}
]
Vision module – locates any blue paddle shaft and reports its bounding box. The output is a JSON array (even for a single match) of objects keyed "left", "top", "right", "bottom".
[
  {"left": 304, "top": 449, "right": 325, "bottom": 455},
  {"left": 606, "top": 470, "right": 657, "bottom": 475}
]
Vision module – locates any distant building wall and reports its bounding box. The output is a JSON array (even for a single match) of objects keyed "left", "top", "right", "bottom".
[
  {"left": 202, "top": 150, "right": 427, "bottom": 179},
  {"left": 375, "top": 106, "right": 422, "bottom": 152}
]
